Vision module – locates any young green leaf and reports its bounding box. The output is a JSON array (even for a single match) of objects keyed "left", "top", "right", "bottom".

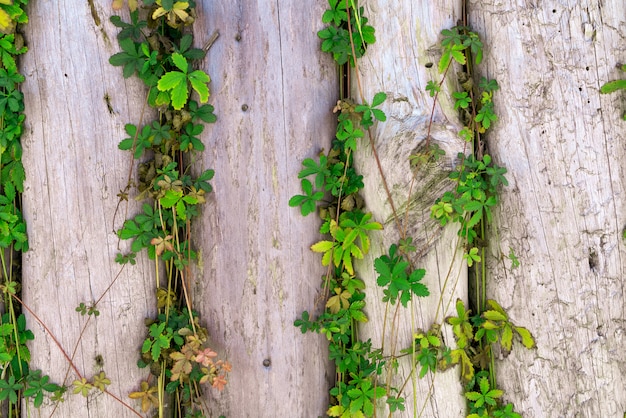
[{"left": 289, "top": 179, "right": 324, "bottom": 216}]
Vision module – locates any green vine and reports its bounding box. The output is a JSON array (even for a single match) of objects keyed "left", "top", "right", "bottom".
[
  {"left": 109, "top": 2, "right": 229, "bottom": 417},
  {"left": 294, "top": 4, "right": 536, "bottom": 417},
  {"left": 0, "top": 2, "right": 65, "bottom": 416}
]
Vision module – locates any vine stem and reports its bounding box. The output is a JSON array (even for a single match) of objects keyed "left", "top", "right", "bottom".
[
  {"left": 11, "top": 294, "right": 142, "bottom": 417},
  {"left": 345, "top": 7, "right": 401, "bottom": 235}
]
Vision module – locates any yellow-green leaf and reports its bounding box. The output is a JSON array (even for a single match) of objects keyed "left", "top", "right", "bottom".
[
  {"left": 342, "top": 250, "right": 354, "bottom": 275},
  {"left": 327, "top": 405, "right": 344, "bottom": 417},
  {"left": 0, "top": 9, "right": 11, "bottom": 31},
  {"left": 501, "top": 323, "right": 513, "bottom": 352},
  {"left": 482, "top": 320, "right": 500, "bottom": 330},
  {"left": 189, "top": 70, "right": 210, "bottom": 102},
  {"left": 311, "top": 240, "right": 334, "bottom": 253},
  {"left": 514, "top": 326, "right": 536, "bottom": 349},
  {"left": 482, "top": 309, "right": 507, "bottom": 322},
  {"left": 486, "top": 299, "right": 507, "bottom": 316},
  {"left": 321, "top": 249, "right": 332, "bottom": 266}
]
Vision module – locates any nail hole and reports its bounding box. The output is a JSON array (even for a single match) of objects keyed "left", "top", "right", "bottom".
[
  {"left": 241, "top": 104, "right": 249, "bottom": 111},
  {"left": 425, "top": 62, "right": 433, "bottom": 68},
  {"left": 262, "top": 359, "right": 271, "bottom": 367},
  {"left": 235, "top": 33, "right": 241, "bottom": 42}
]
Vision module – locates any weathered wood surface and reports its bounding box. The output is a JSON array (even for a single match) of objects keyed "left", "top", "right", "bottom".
[
  {"left": 470, "top": 1, "right": 626, "bottom": 416},
  {"left": 353, "top": 2, "right": 468, "bottom": 416},
  {"left": 21, "top": 1, "right": 156, "bottom": 416},
  {"left": 20, "top": 0, "right": 338, "bottom": 417},
  {"left": 193, "top": 1, "right": 336, "bottom": 416}
]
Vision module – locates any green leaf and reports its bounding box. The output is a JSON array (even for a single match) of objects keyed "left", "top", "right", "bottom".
[
  {"left": 371, "top": 91, "right": 387, "bottom": 107},
  {"left": 171, "top": 52, "right": 188, "bottom": 73},
  {"left": 514, "top": 326, "right": 536, "bottom": 349},
  {"left": 311, "top": 240, "right": 334, "bottom": 253},
  {"left": 160, "top": 189, "right": 183, "bottom": 208},
  {"left": 118, "top": 138, "right": 134, "bottom": 150},
  {"left": 289, "top": 179, "right": 323, "bottom": 216},
  {"left": 189, "top": 70, "right": 211, "bottom": 103},
  {"left": 450, "top": 46, "right": 466, "bottom": 65},
  {"left": 600, "top": 79, "right": 626, "bottom": 94},
  {"left": 189, "top": 101, "right": 217, "bottom": 123},
  {"left": 482, "top": 310, "right": 507, "bottom": 322},
  {"left": 157, "top": 71, "right": 188, "bottom": 110}
]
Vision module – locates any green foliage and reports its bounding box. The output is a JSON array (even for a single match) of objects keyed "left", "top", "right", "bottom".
[
  {"left": 465, "top": 375, "right": 503, "bottom": 414},
  {"left": 72, "top": 377, "right": 93, "bottom": 398},
  {"left": 111, "top": 3, "right": 227, "bottom": 417},
  {"left": 355, "top": 92, "right": 387, "bottom": 129},
  {"left": 374, "top": 244, "right": 429, "bottom": 307},
  {"left": 411, "top": 328, "right": 442, "bottom": 378},
  {"left": 75, "top": 302, "right": 100, "bottom": 317},
  {"left": 318, "top": 0, "right": 376, "bottom": 66},
  {"left": 157, "top": 53, "right": 211, "bottom": 110},
  {"left": 426, "top": 80, "right": 440, "bottom": 97},
  {"left": 438, "top": 26, "right": 484, "bottom": 74},
  {"left": 289, "top": 179, "right": 324, "bottom": 216},
  {"left": 0, "top": 2, "right": 65, "bottom": 415},
  {"left": 23, "top": 370, "right": 62, "bottom": 408},
  {"left": 312, "top": 212, "right": 382, "bottom": 276},
  {"left": 600, "top": 64, "right": 626, "bottom": 120},
  {"left": 142, "top": 322, "right": 175, "bottom": 362},
  {"left": 0, "top": 375, "right": 22, "bottom": 403},
  {"left": 431, "top": 153, "right": 507, "bottom": 244},
  {"left": 442, "top": 300, "right": 532, "bottom": 416},
  {"left": 301, "top": 12, "right": 534, "bottom": 418}
]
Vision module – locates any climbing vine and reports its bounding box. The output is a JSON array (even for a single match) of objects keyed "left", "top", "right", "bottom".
[
  {"left": 0, "top": 2, "right": 66, "bottom": 416},
  {"left": 293, "top": 2, "right": 535, "bottom": 417},
  {"left": 109, "top": 1, "right": 229, "bottom": 417}
]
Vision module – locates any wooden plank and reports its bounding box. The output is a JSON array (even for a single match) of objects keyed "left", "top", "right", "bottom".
[
  {"left": 352, "top": 2, "right": 468, "bottom": 416},
  {"left": 469, "top": 1, "right": 626, "bottom": 415},
  {"left": 22, "top": 1, "right": 154, "bottom": 416},
  {"left": 192, "top": 1, "right": 337, "bottom": 416}
]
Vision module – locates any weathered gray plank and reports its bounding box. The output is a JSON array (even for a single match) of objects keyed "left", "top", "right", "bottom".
[
  {"left": 352, "top": 2, "right": 468, "bottom": 416},
  {"left": 470, "top": 1, "right": 626, "bottom": 416},
  {"left": 22, "top": 1, "right": 154, "bottom": 416},
  {"left": 192, "top": 1, "right": 336, "bottom": 416}
]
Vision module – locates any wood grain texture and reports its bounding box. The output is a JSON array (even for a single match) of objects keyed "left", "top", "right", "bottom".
[
  {"left": 191, "top": 1, "right": 337, "bottom": 416},
  {"left": 469, "top": 1, "right": 626, "bottom": 416},
  {"left": 351, "top": 2, "right": 468, "bottom": 416},
  {"left": 22, "top": 1, "right": 154, "bottom": 416}
]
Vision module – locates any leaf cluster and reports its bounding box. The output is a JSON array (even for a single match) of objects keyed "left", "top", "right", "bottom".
[
  {"left": 290, "top": 93, "right": 387, "bottom": 217},
  {"left": 318, "top": 0, "right": 376, "bottom": 66},
  {"left": 374, "top": 244, "right": 429, "bottom": 307},
  {"left": 438, "top": 26, "right": 484, "bottom": 74},
  {"left": 109, "top": 10, "right": 210, "bottom": 110},
  {"left": 135, "top": 307, "right": 231, "bottom": 412},
  {"left": 0, "top": 33, "right": 28, "bottom": 253},
  {"left": 431, "top": 153, "right": 507, "bottom": 245},
  {"left": 294, "top": 265, "right": 395, "bottom": 416},
  {"left": 311, "top": 211, "right": 382, "bottom": 276},
  {"left": 439, "top": 300, "right": 533, "bottom": 417},
  {"left": 0, "top": 312, "right": 61, "bottom": 409},
  {"left": 0, "top": 0, "right": 28, "bottom": 35},
  {"left": 399, "top": 325, "right": 445, "bottom": 379}
]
